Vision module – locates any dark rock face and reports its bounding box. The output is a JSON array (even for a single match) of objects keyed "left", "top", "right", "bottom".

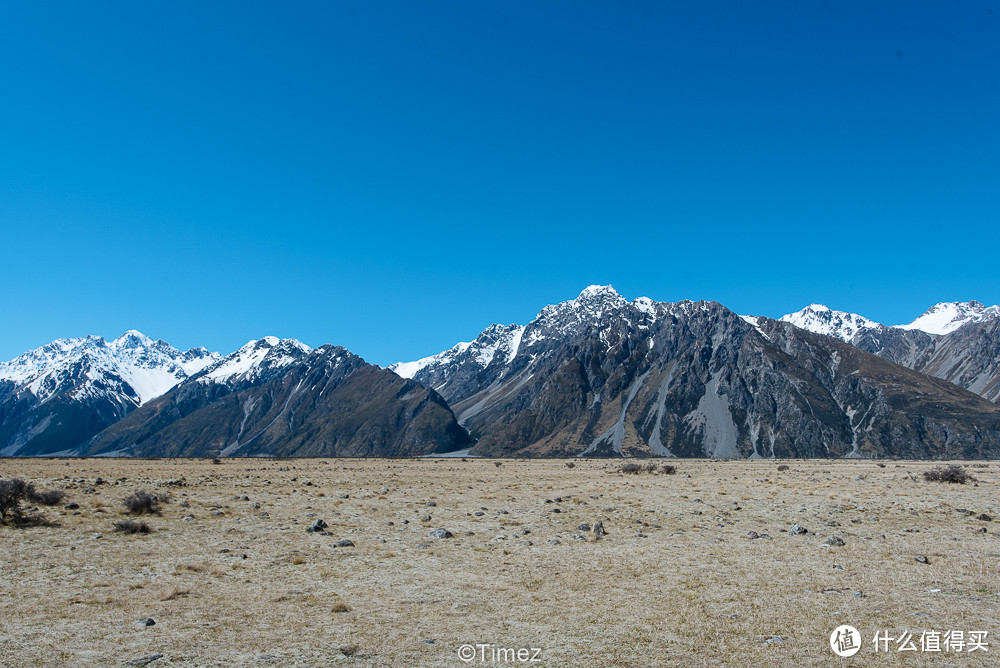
[
  {"left": 86, "top": 342, "right": 471, "bottom": 458},
  {"left": 399, "top": 286, "right": 1000, "bottom": 459}
]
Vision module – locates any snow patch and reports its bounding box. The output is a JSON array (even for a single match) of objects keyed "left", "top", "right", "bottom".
[{"left": 896, "top": 301, "right": 1000, "bottom": 335}]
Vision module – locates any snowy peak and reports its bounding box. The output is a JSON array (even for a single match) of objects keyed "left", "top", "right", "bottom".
[
  {"left": 111, "top": 329, "right": 155, "bottom": 349},
  {"left": 779, "top": 304, "right": 881, "bottom": 342},
  {"left": 896, "top": 301, "right": 1000, "bottom": 336},
  {"left": 0, "top": 331, "right": 221, "bottom": 405},
  {"left": 197, "top": 336, "right": 310, "bottom": 385},
  {"left": 389, "top": 324, "right": 525, "bottom": 380}
]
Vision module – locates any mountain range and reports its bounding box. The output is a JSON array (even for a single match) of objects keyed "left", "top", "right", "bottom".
[
  {"left": 392, "top": 287, "right": 1000, "bottom": 458},
  {"left": 781, "top": 302, "right": 1000, "bottom": 403},
  {"left": 3, "top": 288, "right": 999, "bottom": 458}
]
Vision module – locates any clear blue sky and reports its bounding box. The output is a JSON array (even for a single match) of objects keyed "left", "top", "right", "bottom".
[{"left": 3, "top": 1, "right": 998, "bottom": 365}]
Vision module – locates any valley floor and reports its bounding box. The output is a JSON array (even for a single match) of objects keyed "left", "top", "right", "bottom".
[{"left": 0, "top": 457, "right": 997, "bottom": 667}]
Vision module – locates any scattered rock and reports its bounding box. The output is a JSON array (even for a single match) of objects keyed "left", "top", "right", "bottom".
[
  {"left": 589, "top": 520, "right": 606, "bottom": 541},
  {"left": 138, "top": 618, "right": 155, "bottom": 626},
  {"left": 915, "top": 554, "right": 929, "bottom": 564},
  {"left": 548, "top": 539, "right": 561, "bottom": 545},
  {"left": 306, "top": 519, "right": 328, "bottom": 533},
  {"left": 333, "top": 539, "right": 355, "bottom": 548},
  {"left": 957, "top": 508, "right": 975, "bottom": 516},
  {"left": 790, "top": 524, "right": 807, "bottom": 535},
  {"left": 125, "top": 654, "right": 164, "bottom": 666},
  {"left": 577, "top": 523, "right": 591, "bottom": 532},
  {"left": 976, "top": 514, "right": 992, "bottom": 522},
  {"left": 420, "top": 515, "right": 432, "bottom": 522},
  {"left": 426, "top": 501, "right": 436, "bottom": 507},
  {"left": 429, "top": 528, "right": 453, "bottom": 539},
  {"left": 64, "top": 502, "right": 80, "bottom": 510},
  {"left": 976, "top": 527, "right": 988, "bottom": 534},
  {"left": 474, "top": 511, "right": 485, "bottom": 517},
  {"left": 521, "top": 541, "right": 533, "bottom": 546},
  {"left": 824, "top": 536, "right": 845, "bottom": 547},
  {"left": 745, "top": 531, "right": 759, "bottom": 540}
]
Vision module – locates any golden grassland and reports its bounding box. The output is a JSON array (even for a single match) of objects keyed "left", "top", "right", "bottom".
[{"left": 0, "top": 457, "right": 998, "bottom": 667}]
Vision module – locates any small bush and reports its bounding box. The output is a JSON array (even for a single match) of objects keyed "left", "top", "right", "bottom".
[
  {"left": 565, "top": 461, "right": 575, "bottom": 468},
  {"left": 113, "top": 519, "right": 151, "bottom": 534},
  {"left": 494, "top": 461, "right": 503, "bottom": 468},
  {"left": 777, "top": 464, "right": 790, "bottom": 471},
  {"left": 923, "top": 465, "right": 973, "bottom": 484},
  {"left": 660, "top": 464, "right": 677, "bottom": 475},
  {"left": 123, "top": 491, "right": 163, "bottom": 515},
  {"left": 621, "top": 461, "right": 643, "bottom": 474},
  {"left": 0, "top": 478, "right": 34, "bottom": 523},
  {"left": 29, "top": 489, "right": 66, "bottom": 506},
  {"left": 211, "top": 457, "right": 222, "bottom": 465}
]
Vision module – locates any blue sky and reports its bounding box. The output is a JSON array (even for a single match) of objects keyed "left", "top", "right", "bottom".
[{"left": 2, "top": 1, "right": 998, "bottom": 365}]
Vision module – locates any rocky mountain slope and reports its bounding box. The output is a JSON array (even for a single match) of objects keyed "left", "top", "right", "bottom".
[
  {"left": 781, "top": 302, "right": 1000, "bottom": 403},
  {"left": 85, "top": 337, "right": 470, "bottom": 457},
  {"left": 394, "top": 287, "right": 1000, "bottom": 458},
  {"left": 0, "top": 331, "right": 219, "bottom": 456}
]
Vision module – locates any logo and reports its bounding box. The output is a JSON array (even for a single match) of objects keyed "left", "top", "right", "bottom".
[{"left": 831, "top": 625, "right": 862, "bottom": 657}]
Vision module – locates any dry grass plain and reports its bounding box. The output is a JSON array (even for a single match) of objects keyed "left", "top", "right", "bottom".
[{"left": 1, "top": 457, "right": 998, "bottom": 667}]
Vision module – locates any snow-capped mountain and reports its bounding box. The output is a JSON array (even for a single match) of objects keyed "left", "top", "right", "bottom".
[
  {"left": 779, "top": 305, "right": 880, "bottom": 342},
  {"left": 781, "top": 300, "right": 1000, "bottom": 340},
  {"left": 779, "top": 301, "right": 1000, "bottom": 403},
  {"left": 389, "top": 324, "right": 525, "bottom": 396},
  {"left": 897, "top": 300, "right": 1000, "bottom": 336},
  {"left": 393, "top": 286, "right": 1000, "bottom": 458},
  {"left": 0, "top": 331, "right": 219, "bottom": 456},
  {"left": 195, "top": 336, "right": 311, "bottom": 386},
  {"left": 87, "top": 342, "right": 470, "bottom": 458}
]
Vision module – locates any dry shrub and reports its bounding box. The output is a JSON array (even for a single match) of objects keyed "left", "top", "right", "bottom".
[
  {"left": 331, "top": 601, "right": 351, "bottom": 613},
  {"left": 113, "top": 519, "right": 151, "bottom": 534},
  {"left": 29, "top": 488, "right": 66, "bottom": 506},
  {"left": 0, "top": 478, "right": 33, "bottom": 523},
  {"left": 621, "top": 462, "right": 643, "bottom": 475},
  {"left": 924, "top": 465, "right": 972, "bottom": 484},
  {"left": 123, "top": 491, "right": 166, "bottom": 515}
]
